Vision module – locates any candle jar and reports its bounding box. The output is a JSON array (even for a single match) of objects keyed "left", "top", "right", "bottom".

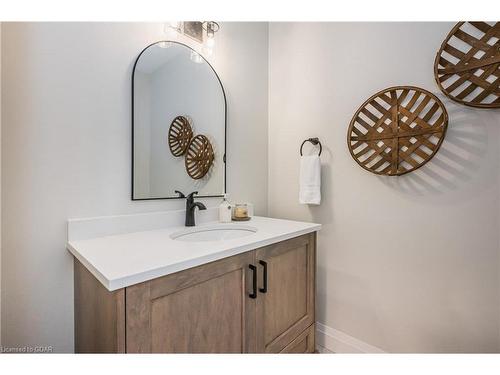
[{"left": 232, "top": 204, "right": 249, "bottom": 220}]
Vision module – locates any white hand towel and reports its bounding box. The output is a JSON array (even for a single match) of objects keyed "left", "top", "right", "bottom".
[{"left": 299, "top": 155, "right": 321, "bottom": 205}]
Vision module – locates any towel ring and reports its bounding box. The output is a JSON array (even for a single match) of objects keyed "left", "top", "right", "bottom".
[{"left": 300, "top": 137, "right": 322, "bottom": 156}]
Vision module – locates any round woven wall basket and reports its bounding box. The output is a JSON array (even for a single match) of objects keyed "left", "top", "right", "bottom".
[
  {"left": 434, "top": 22, "right": 500, "bottom": 108},
  {"left": 185, "top": 135, "right": 215, "bottom": 180},
  {"left": 347, "top": 86, "right": 448, "bottom": 176},
  {"left": 168, "top": 116, "right": 193, "bottom": 157}
]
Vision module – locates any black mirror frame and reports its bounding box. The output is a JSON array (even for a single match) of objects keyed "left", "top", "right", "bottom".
[{"left": 131, "top": 40, "right": 227, "bottom": 201}]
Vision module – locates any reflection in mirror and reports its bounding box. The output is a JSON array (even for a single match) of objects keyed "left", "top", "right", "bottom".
[{"left": 132, "top": 41, "right": 226, "bottom": 200}]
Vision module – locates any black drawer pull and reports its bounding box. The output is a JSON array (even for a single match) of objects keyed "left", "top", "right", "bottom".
[
  {"left": 249, "top": 264, "right": 257, "bottom": 299},
  {"left": 259, "top": 260, "right": 268, "bottom": 293}
]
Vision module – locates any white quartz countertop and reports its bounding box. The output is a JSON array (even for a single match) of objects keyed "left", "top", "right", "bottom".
[{"left": 67, "top": 215, "right": 320, "bottom": 291}]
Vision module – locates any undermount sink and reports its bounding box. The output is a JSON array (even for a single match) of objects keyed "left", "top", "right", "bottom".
[{"left": 170, "top": 224, "right": 258, "bottom": 242}]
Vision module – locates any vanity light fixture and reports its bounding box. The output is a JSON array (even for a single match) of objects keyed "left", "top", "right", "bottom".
[
  {"left": 163, "top": 21, "right": 220, "bottom": 59},
  {"left": 202, "top": 21, "right": 220, "bottom": 56}
]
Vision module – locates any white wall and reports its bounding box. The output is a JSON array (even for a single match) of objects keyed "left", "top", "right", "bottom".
[
  {"left": 1, "top": 22, "right": 268, "bottom": 352},
  {"left": 268, "top": 23, "right": 500, "bottom": 353}
]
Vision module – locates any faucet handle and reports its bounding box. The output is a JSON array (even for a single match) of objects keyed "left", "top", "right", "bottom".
[
  {"left": 174, "top": 190, "right": 186, "bottom": 198},
  {"left": 186, "top": 191, "right": 199, "bottom": 200}
]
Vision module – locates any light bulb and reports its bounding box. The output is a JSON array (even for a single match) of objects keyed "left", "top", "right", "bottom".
[
  {"left": 206, "top": 37, "right": 215, "bottom": 48},
  {"left": 202, "top": 22, "right": 218, "bottom": 58},
  {"left": 202, "top": 36, "right": 215, "bottom": 57}
]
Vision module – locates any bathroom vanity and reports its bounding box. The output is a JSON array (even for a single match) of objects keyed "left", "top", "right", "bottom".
[
  {"left": 67, "top": 39, "right": 320, "bottom": 354},
  {"left": 68, "top": 211, "right": 320, "bottom": 353}
]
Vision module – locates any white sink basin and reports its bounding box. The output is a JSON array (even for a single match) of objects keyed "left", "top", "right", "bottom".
[{"left": 170, "top": 224, "right": 258, "bottom": 242}]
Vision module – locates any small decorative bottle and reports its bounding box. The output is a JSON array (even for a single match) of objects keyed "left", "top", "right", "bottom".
[{"left": 219, "top": 196, "right": 232, "bottom": 223}]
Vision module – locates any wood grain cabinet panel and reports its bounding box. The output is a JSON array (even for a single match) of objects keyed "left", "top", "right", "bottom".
[
  {"left": 126, "top": 251, "right": 256, "bottom": 353},
  {"left": 280, "top": 324, "right": 316, "bottom": 353},
  {"left": 74, "top": 233, "right": 316, "bottom": 353},
  {"left": 255, "top": 233, "right": 316, "bottom": 353},
  {"left": 150, "top": 270, "right": 243, "bottom": 352},
  {"left": 73, "top": 259, "right": 125, "bottom": 353}
]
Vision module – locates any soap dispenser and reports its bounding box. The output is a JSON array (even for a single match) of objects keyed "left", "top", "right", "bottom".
[{"left": 219, "top": 195, "right": 232, "bottom": 223}]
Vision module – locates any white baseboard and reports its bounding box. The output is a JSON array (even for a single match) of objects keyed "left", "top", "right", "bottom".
[{"left": 316, "top": 322, "right": 385, "bottom": 353}]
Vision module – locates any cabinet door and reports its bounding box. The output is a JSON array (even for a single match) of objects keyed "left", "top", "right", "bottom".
[
  {"left": 280, "top": 324, "right": 316, "bottom": 353},
  {"left": 255, "top": 233, "right": 316, "bottom": 353},
  {"left": 126, "top": 251, "right": 256, "bottom": 353}
]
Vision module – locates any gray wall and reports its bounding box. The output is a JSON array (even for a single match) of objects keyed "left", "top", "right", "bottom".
[
  {"left": 268, "top": 22, "right": 500, "bottom": 353},
  {"left": 1, "top": 22, "right": 269, "bottom": 352}
]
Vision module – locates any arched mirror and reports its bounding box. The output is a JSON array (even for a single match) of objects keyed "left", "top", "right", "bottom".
[{"left": 132, "top": 41, "right": 226, "bottom": 200}]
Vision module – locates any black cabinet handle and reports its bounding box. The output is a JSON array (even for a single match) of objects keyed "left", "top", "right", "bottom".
[
  {"left": 249, "top": 264, "right": 257, "bottom": 299},
  {"left": 259, "top": 260, "right": 268, "bottom": 293}
]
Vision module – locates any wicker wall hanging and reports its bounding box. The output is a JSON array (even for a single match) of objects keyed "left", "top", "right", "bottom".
[
  {"left": 185, "top": 134, "right": 215, "bottom": 179},
  {"left": 168, "top": 116, "right": 194, "bottom": 156},
  {"left": 434, "top": 22, "right": 500, "bottom": 108},
  {"left": 347, "top": 86, "right": 448, "bottom": 176}
]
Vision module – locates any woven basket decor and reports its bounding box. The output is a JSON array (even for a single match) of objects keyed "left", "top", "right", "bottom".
[
  {"left": 347, "top": 86, "right": 448, "bottom": 176},
  {"left": 168, "top": 116, "right": 194, "bottom": 156},
  {"left": 434, "top": 22, "right": 500, "bottom": 108},
  {"left": 185, "top": 135, "right": 215, "bottom": 180}
]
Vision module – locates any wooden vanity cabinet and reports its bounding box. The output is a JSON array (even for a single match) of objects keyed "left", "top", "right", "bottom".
[
  {"left": 280, "top": 324, "right": 316, "bottom": 353},
  {"left": 255, "top": 234, "right": 315, "bottom": 353},
  {"left": 126, "top": 251, "right": 256, "bottom": 353},
  {"left": 74, "top": 232, "right": 316, "bottom": 353}
]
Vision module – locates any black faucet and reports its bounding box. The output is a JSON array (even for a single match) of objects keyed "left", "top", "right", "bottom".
[{"left": 180, "top": 191, "right": 206, "bottom": 227}]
